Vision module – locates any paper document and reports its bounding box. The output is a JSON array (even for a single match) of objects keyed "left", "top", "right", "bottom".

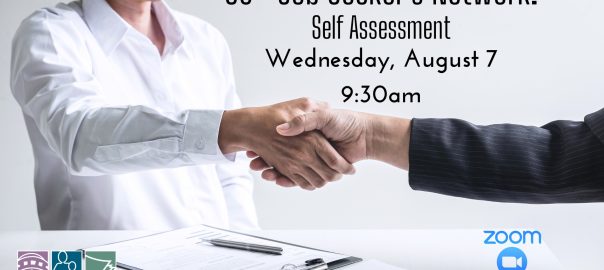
[
  {"left": 345, "top": 260, "right": 404, "bottom": 270},
  {"left": 85, "top": 225, "right": 355, "bottom": 270}
]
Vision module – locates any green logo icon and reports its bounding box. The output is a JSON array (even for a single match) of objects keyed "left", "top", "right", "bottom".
[{"left": 85, "top": 251, "right": 116, "bottom": 270}]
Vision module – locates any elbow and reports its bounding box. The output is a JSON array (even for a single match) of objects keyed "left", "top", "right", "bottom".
[{"left": 65, "top": 141, "right": 106, "bottom": 177}]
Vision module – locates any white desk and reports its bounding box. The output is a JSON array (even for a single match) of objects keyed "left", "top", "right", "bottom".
[{"left": 1, "top": 229, "right": 602, "bottom": 269}]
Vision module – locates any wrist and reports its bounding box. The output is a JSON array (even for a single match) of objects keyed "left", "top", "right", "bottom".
[
  {"left": 218, "top": 108, "right": 250, "bottom": 154},
  {"left": 366, "top": 114, "right": 411, "bottom": 170},
  {"left": 364, "top": 114, "right": 383, "bottom": 162}
]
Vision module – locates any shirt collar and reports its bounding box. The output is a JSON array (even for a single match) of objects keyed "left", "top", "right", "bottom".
[
  {"left": 152, "top": 1, "right": 185, "bottom": 55},
  {"left": 83, "top": 0, "right": 185, "bottom": 56}
]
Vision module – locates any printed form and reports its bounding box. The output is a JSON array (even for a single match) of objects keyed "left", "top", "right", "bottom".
[{"left": 85, "top": 225, "right": 350, "bottom": 270}]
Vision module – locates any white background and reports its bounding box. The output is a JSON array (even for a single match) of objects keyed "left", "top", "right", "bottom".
[{"left": 1, "top": 0, "right": 603, "bottom": 236}]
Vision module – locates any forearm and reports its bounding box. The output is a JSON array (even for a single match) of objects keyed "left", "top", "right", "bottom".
[
  {"left": 365, "top": 114, "right": 412, "bottom": 170},
  {"left": 12, "top": 17, "right": 234, "bottom": 176},
  {"left": 64, "top": 107, "right": 230, "bottom": 175},
  {"left": 408, "top": 118, "right": 604, "bottom": 203}
]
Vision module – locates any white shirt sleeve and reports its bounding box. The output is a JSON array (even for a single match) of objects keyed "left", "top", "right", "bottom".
[{"left": 11, "top": 11, "right": 233, "bottom": 177}]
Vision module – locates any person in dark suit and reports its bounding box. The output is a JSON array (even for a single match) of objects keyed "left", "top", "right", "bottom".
[{"left": 248, "top": 108, "right": 604, "bottom": 203}]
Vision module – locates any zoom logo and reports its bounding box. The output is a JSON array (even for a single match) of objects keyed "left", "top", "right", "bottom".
[
  {"left": 484, "top": 230, "right": 541, "bottom": 270},
  {"left": 497, "top": 247, "right": 527, "bottom": 270},
  {"left": 484, "top": 230, "right": 542, "bottom": 245}
]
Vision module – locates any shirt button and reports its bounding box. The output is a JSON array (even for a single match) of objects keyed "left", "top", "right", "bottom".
[{"left": 195, "top": 138, "right": 205, "bottom": 150}]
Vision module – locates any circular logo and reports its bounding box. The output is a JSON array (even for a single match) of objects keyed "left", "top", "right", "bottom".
[{"left": 497, "top": 247, "right": 527, "bottom": 270}]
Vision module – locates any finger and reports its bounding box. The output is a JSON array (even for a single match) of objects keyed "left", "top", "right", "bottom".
[
  {"left": 265, "top": 169, "right": 296, "bottom": 188},
  {"left": 303, "top": 167, "right": 329, "bottom": 189},
  {"left": 260, "top": 163, "right": 306, "bottom": 188},
  {"left": 311, "top": 148, "right": 343, "bottom": 183},
  {"left": 276, "top": 175, "right": 297, "bottom": 188},
  {"left": 316, "top": 139, "right": 356, "bottom": 175},
  {"left": 276, "top": 111, "right": 328, "bottom": 137},
  {"left": 261, "top": 169, "right": 278, "bottom": 181},
  {"left": 261, "top": 169, "right": 297, "bottom": 188},
  {"left": 250, "top": 157, "right": 271, "bottom": 171},
  {"left": 260, "top": 168, "right": 293, "bottom": 185},
  {"left": 246, "top": 151, "right": 259, "bottom": 158},
  {"left": 290, "top": 173, "right": 315, "bottom": 191}
]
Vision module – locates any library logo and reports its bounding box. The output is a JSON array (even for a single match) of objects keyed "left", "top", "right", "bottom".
[
  {"left": 18, "top": 250, "right": 117, "bottom": 270},
  {"left": 17, "top": 251, "right": 49, "bottom": 270},
  {"left": 51, "top": 251, "right": 82, "bottom": 270},
  {"left": 85, "top": 251, "right": 116, "bottom": 270}
]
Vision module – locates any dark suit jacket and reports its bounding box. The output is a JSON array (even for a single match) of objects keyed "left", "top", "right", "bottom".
[{"left": 409, "top": 108, "right": 604, "bottom": 203}]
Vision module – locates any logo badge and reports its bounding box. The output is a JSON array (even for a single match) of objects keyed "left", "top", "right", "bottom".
[
  {"left": 51, "top": 251, "right": 82, "bottom": 270},
  {"left": 497, "top": 247, "right": 528, "bottom": 270},
  {"left": 85, "top": 251, "right": 116, "bottom": 270},
  {"left": 18, "top": 251, "right": 49, "bottom": 270}
]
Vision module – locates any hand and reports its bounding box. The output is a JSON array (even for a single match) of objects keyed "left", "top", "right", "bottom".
[
  {"left": 279, "top": 109, "right": 370, "bottom": 163},
  {"left": 219, "top": 98, "right": 355, "bottom": 190},
  {"left": 249, "top": 109, "right": 411, "bottom": 184}
]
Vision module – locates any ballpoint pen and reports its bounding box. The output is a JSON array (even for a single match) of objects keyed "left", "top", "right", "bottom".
[
  {"left": 281, "top": 258, "right": 328, "bottom": 270},
  {"left": 202, "top": 238, "right": 284, "bottom": 255}
]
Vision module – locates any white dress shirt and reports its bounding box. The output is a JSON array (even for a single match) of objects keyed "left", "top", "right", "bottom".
[{"left": 10, "top": 0, "right": 258, "bottom": 230}]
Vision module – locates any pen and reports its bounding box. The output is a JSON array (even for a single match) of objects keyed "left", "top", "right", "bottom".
[
  {"left": 202, "top": 239, "right": 284, "bottom": 255},
  {"left": 117, "top": 262, "right": 143, "bottom": 270}
]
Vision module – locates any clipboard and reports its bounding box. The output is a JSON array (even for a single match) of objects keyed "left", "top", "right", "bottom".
[
  {"left": 204, "top": 225, "right": 363, "bottom": 269},
  {"left": 82, "top": 224, "right": 363, "bottom": 270}
]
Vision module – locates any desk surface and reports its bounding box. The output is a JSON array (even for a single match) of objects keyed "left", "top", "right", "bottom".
[{"left": 1, "top": 229, "right": 602, "bottom": 269}]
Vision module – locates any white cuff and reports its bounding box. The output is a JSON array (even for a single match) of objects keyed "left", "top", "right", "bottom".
[{"left": 182, "top": 110, "right": 235, "bottom": 162}]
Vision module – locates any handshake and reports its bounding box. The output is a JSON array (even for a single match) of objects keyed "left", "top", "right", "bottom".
[
  {"left": 218, "top": 98, "right": 411, "bottom": 190},
  {"left": 221, "top": 98, "right": 604, "bottom": 203}
]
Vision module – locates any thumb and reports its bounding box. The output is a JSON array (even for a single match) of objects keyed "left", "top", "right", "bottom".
[{"left": 276, "top": 111, "right": 327, "bottom": 136}]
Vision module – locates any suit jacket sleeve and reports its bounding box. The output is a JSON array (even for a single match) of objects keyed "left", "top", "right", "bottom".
[{"left": 409, "top": 108, "right": 604, "bottom": 203}]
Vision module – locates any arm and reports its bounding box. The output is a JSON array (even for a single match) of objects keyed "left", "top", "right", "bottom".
[
  {"left": 260, "top": 108, "right": 604, "bottom": 203},
  {"left": 410, "top": 110, "right": 604, "bottom": 203},
  {"left": 11, "top": 12, "right": 230, "bottom": 176},
  {"left": 11, "top": 11, "right": 353, "bottom": 189}
]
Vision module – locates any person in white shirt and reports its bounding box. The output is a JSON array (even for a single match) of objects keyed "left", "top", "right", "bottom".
[{"left": 10, "top": 0, "right": 354, "bottom": 230}]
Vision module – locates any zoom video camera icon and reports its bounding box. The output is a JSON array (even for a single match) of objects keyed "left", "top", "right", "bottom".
[{"left": 497, "top": 247, "right": 527, "bottom": 270}]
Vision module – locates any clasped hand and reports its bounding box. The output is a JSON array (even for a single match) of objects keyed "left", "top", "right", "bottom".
[
  {"left": 220, "top": 98, "right": 409, "bottom": 190},
  {"left": 247, "top": 107, "right": 370, "bottom": 189},
  {"left": 219, "top": 98, "right": 356, "bottom": 190}
]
